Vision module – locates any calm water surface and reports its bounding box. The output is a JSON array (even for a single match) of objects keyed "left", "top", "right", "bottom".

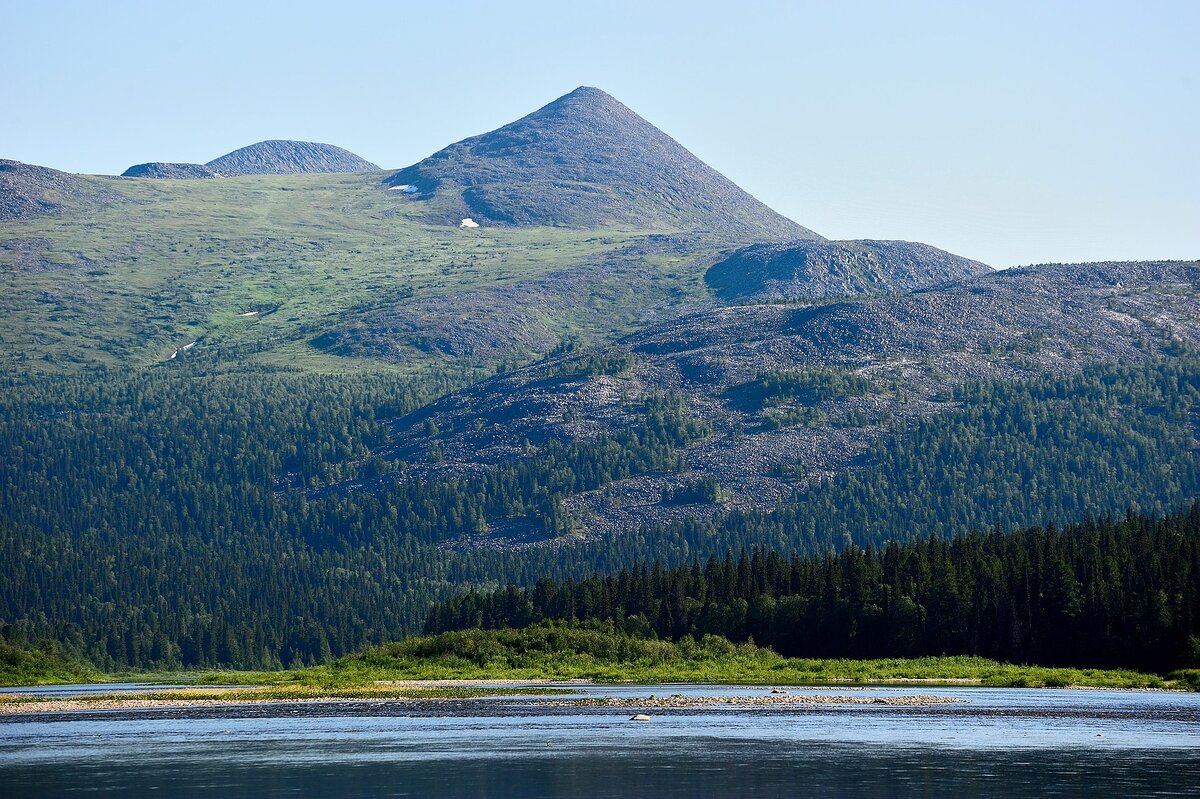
[{"left": 2, "top": 684, "right": 1198, "bottom": 797}]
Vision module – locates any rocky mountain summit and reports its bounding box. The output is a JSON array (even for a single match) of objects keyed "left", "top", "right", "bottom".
[
  {"left": 204, "top": 140, "right": 379, "bottom": 176},
  {"left": 120, "top": 162, "right": 220, "bottom": 179},
  {"left": 385, "top": 86, "right": 815, "bottom": 241},
  {"left": 706, "top": 239, "right": 991, "bottom": 301},
  {"left": 0, "top": 159, "right": 127, "bottom": 221},
  {"left": 380, "top": 260, "right": 1200, "bottom": 541}
]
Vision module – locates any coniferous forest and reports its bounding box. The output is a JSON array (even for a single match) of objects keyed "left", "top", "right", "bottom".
[
  {"left": 2, "top": 354, "right": 1200, "bottom": 669},
  {"left": 426, "top": 505, "right": 1200, "bottom": 673}
]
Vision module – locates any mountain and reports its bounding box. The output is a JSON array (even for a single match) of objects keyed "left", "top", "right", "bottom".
[
  {"left": 1, "top": 92, "right": 974, "bottom": 375},
  {"left": 205, "top": 140, "right": 379, "bottom": 176},
  {"left": 121, "top": 162, "right": 220, "bottom": 179},
  {"left": 705, "top": 239, "right": 991, "bottom": 301},
  {"left": 7, "top": 92, "right": 1200, "bottom": 675},
  {"left": 0, "top": 159, "right": 127, "bottom": 220},
  {"left": 385, "top": 86, "right": 816, "bottom": 240},
  {"left": 383, "top": 260, "right": 1200, "bottom": 540}
]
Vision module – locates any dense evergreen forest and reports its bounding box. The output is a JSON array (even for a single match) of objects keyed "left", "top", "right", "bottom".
[
  {"left": 427, "top": 506, "right": 1200, "bottom": 672},
  {"left": 2, "top": 354, "right": 1200, "bottom": 669}
]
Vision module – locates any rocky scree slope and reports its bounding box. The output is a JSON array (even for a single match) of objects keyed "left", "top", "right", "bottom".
[
  {"left": 205, "top": 140, "right": 379, "bottom": 176},
  {"left": 706, "top": 239, "right": 991, "bottom": 301},
  {"left": 378, "top": 260, "right": 1200, "bottom": 541},
  {"left": 385, "top": 86, "right": 816, "bottom": 241},
  {"left": 120, "top": 162, "right": 221, "bottom": 179},
  {"left": 0, "top": 160, "right": 128, "bottom": 221}
]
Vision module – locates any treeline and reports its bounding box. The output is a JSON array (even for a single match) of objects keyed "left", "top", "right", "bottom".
[
  {"left": 2, "top": 355, "right": 1200, "bottom": 669},
  {"left": 0, "top": 634, "right": 98, "bottom": 686},
  {"left": 427, "top": 505, "right": 1200, "bottom": 672}
]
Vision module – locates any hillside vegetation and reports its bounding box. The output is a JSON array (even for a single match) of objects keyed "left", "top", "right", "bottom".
[
  {"left": 0, "top": 637, "right": 98, "bottom": 686},
  {"left": 3, "top": 355, "right": 1199, "bottom": 669},
  {"left": 386, "top": 260, "right": 1200, "bottom": 535},
  {"left": 428, "top": 506, "right": 1200, "bottom": 673},
  {"left": 314, "top": 622, "right": 1173, "bottom": 689},
  {"left": 4, "top": 87, "right": 1200, "bottom": 677},
  {"left": 0, "top": 170, "right": 709, "bottom": 374}
]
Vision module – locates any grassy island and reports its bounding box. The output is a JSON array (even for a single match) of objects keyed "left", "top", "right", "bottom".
[
  {"left": 292, "top": 623, "right": 1191, "bottom": 691},
  {"left": 5, "top": 624, "right": 1198, "bottom": 713}
]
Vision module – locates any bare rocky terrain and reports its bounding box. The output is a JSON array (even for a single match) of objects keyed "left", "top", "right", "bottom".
[
  {"left": 120, "top": 162, "right": 221, "bottom": 179},
  {"left": 384, "top": 260, "right": 1200, "bottom": 540},
  {"left": 385, "top": 86, "right": 816, "bottom": 241},
  {"left": 705, "top": 239, "right": 991, "bottom": 301},
  {"left": 205, "top": 140, "right": 379, "bottom": 176},
  {"left": 0, "top": 160, "right": 128, "bottom": 221}
]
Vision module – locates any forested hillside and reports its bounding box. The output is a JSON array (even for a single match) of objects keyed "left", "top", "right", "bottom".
[
  {"left": 395, "top": 260, "right": 1200, "bottom": 535},
  {"left": 3, "top": 354, "right": 1199, "bottom": 669},
  {"left": 427, "top": 505, "right": 1200, "bottom": 672},
  {"left": 4, "top": 86, "right": 1196, "bottom": 680}
]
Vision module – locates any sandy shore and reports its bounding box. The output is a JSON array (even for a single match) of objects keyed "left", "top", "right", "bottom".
[
  {"left": 546, "top": 694, "right": 965, "bottom": 709},
  {"left": 372, "top": 679, "right": 594, "bottom": 687},
  {"left": 0, "top": 696, "right": 378, "bottom": 715},
  {"left": 0, "top": 688, "right": 964, "bottom": 715}
]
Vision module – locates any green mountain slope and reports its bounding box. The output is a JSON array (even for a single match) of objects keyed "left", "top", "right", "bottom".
[
  {"left": 2, "top": 89, "right": 970, "bottom": 376},
  {"left": 0, "top": 171, "right": 701, "bottom": 374}
]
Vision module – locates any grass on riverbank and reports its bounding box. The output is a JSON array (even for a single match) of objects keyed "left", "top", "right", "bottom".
[
  {"left": 0, "top": 639, "right": 100, "bottom": 686},
  {"left": 6, "top": 623, "right": 1190, "bottom": 693},
  {"left": 0, "top": 683, "right": 559, "bottom": 707},
  {"left": 302, "top": 624, "right": 1172, "bottom": 690},
  {"left": 158, "top": 623, "right": 1167, "bottom": 691}
]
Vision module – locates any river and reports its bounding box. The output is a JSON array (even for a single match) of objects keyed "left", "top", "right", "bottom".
[{"left": 2, "top": 684, "right": 1198, "bottom": 797}]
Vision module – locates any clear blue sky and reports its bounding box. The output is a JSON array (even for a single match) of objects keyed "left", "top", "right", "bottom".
[{"left": 4, "top": 0, "right": 1197, "bottom": 268}]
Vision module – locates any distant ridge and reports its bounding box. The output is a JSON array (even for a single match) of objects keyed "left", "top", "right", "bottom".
[
  {"left": 205, "top": 140, "right": 379, "bottom": 176},
  {"left": 121, "top": 162, "right": 220, "bottom": 179},
  {"left": 0, "top": 159, "right": 126, "bottom": 221},
  {"left": 706, "top": 239, "right": 991, "bottom": 301},
  {"left": 386, "top": 86, "right": 817, "bottom": 241}
]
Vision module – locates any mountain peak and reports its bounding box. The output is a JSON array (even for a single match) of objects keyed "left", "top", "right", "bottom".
[
  {"left": 541, "top": 85, "right": 623, "bottom": 112},
  {"left": 385, "top": 88, "right": 818, "bottom": 241},
  {"left": 121, "top": 162, "right": 220, "bottom": 179},
  {"left": 205, "top": 140, "right": 379, "bottom": 177},
  {"left": 557, "top": 85, "right": 615, "bottom": 101}
]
